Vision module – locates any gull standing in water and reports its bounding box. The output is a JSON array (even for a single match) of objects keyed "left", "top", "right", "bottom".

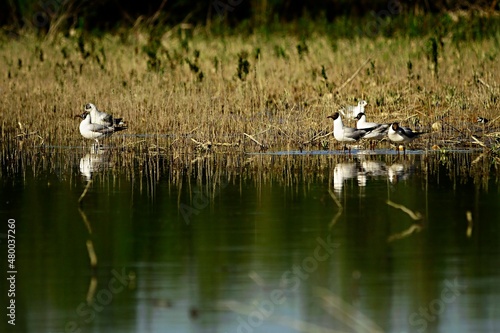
[
  {"left": 327, "top": 112, "right": 373, "bottom": 152},
  {"left": 338, "top": 100, "right": 367, "bottom": 119},
  {"left": 355, "top": 112, "right": 390, "bottom": 149},
  {"left": 388, "top": 122, "right": 424, "bottom": 154},
  {"left": 76, "top": 105, "right": 127, "bottom": 146}
]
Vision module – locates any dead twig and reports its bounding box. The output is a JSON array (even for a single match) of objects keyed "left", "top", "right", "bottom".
[
  {"left": 334, "top": 58, "right": 371, "bottom": 94},
  {"left": 243, "top": 132, "right": 268, "bottom": 150},
  {"left": 471, "top": 135, "right": 488, "bottom": 149},
  {"left": 477, "top": 78, "right": 494, "bottom": 94},
  {"left": 212, "top": 142, "right": 240, "bottom": 147},
  {"left": 16, "top": 130, "right": 45, "bottom": 146},
  {"left": 304, "top": 131, "right": 333, "bottom": 145},
  {"left": 191, "top": 138, "right": 212, "bottom": 150}
]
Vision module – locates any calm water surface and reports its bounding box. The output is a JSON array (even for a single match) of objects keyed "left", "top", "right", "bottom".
[{"left": 1, "top": 147, "right": 499, "bottom": 333}]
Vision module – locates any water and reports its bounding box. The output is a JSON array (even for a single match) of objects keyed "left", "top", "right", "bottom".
[{"left": 1, "top": 147, "right": 499, "bottom": 333}]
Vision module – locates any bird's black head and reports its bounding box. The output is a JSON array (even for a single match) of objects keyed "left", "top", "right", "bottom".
[
  {"left": 477, "top": 116, "right": 489, "bottom": 124},
  {"left": 74, "top": 112, "right": 89, "bottom": 120},
  {"left": 327, "top": 112, "right": 340, "bottom": 120},
  {"left": 84, "top": 103, "right": 94, "bottom": 112},
  {"left": 355, "top": 112, "right": 365, "bottom": 120}
]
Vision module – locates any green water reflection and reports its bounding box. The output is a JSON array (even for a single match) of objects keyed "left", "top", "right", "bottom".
[{"left": 0, "top": 148, "right": 499, "bottom": 333}]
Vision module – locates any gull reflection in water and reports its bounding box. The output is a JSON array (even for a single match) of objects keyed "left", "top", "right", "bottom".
[
  {"left": 333, "top": 163, "right": 360, "bottom": 192},
  {"left": 333, "top": 158, "right": 413, "bottom": 192},
  {"left": 388, "top": 163, "right": 407, "bottom": 183},
  {"left": 79, "top": 147, "right": 111, "bottom": 181}
]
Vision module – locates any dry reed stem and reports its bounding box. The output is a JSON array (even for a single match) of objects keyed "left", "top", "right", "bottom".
[
  {"left": 334, "top": 58, "right": 372, "bottom": 93},
  {"left": 471, "top": 135, "right": 488, "bottom": 148},
  {"left": 303, "top": 131, "right": 332, "bottom": 145},
  {"left": 243, "top": 132, "right": 267, "bottom": 150}
]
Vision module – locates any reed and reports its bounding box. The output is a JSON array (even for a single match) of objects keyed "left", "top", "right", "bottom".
[{"left": 0, "top": 28, "right": 499, "bottom": 154}]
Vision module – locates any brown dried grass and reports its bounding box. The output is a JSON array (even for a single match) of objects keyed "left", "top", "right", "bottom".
[{"left": 0, "top": 30, "right": 499, "bottom": 153}]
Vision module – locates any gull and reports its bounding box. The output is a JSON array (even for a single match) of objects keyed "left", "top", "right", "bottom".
[
  {"left": 327, "top": 112, "right": 373, "bottom": 152},
  {"left": 476, "top": 116, "right": 489, "bottom": 124},
  {"left": 388, "top": 122, "right": 425, "bottom": 154},
  {"left": 355, "top": 112, "right": 390, "bottom": 149},
  {"left": 76, "top": 111, "right": 127, "bottom": 145},
  {"left": 338, "top": 100, "right": 367, "bottom": 119},
  {"left": 84, "top": 103, "right": 125, "bottom": 127}
]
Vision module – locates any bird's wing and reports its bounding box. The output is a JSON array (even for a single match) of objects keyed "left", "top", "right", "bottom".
[
  {"left": 344, "top": 127, "right": 367, "bottom": 140},
  {"left": 372, "top": 124, "right": 390, "bottom": 133},
  {"left": 102, "top": 113, "right": 113, "bottom": 123},
  {"left": 88, "top": 123, "right": 114, "bottom": 134},
  {"left": 399, "top": 127, "right": 425, "bottom": 139}
]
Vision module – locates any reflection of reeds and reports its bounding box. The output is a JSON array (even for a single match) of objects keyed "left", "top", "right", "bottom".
[
  {"left": 466, "top": 211, "right": 473, "bottom": 238},
  {"left": 386, "top": 200, "right": 424, "bottom": 242},
  {"left": 328, "top": 189, "right": 343, "bottom": 229},
  {"left": 1, "top": 147, "right": 497, "bottom": 194},
  {"left": 218, "top": 300, "right": 343, "bottom": 333},
  {"left": 387, "top": 224, "right": 423, "bottom": 242},
  {"left": 386, "top": 200, "right": 423, "bottom": 220},
  {"left": 314, "top": 287, "right": 384, "bottom": 333},
  {"left": 78, "top": 180, "right": 92, "bottom": 204}
]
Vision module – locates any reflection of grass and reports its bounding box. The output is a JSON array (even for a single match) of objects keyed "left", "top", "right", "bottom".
[{"left": 1, "top": 30, "right": 499, "bottom": 154}]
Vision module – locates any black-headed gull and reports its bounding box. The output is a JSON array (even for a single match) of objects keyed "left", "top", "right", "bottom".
[
  {"left": 476, "top": 116, "right": 489, "bottom": 124},
  {"left": 76, "top": 111, "right": 127, "bottom": 145},
  {"left": 84, "top": 103, "right": 125, "bottom": 127},
  {"left": 327, "top": 112, "right": 373, "bottom": 152},
  {"left": 388, "top": 123, "right": 425, "bottom": 153},
  {"left": 338, "top": 100, "right": 367, "bottom": 119},
  {"left": 355, "top": 112, "right": 390, "bottom": 148}
]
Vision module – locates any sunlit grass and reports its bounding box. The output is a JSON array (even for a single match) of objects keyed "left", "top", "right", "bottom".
[{"left": 0, "top": 27, "right": 499, "bottom": 154}]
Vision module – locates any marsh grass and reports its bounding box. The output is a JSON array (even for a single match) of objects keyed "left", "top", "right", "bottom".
[{"left": 0, "top": 28, "right": 499, "bottom": 156}]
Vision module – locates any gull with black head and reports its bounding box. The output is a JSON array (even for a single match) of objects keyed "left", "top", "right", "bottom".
[
  {"left": 327, "top": 112, "right": 374, "bottom": 153},
  {"left": 388, "top": 122, "right": 425, "bottom": 154},
  {"left": 76, "top": 103, "right": 127, "bottom": 146},
  {"left": 355, "top": 112, "right": 390, "bottom": 149}
]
